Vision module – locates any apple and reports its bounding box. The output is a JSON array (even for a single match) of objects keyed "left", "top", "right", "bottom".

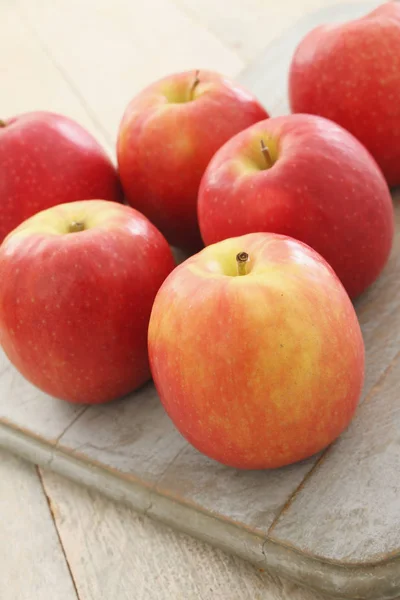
[
  {"left": 198, "top": 114, "right": 394, "bottom": 299},
  {"left": 289, "top": 1, "right": 400, "bottom": 186},
  {"left": 0, "top": 111, "right": 123, "bottom": 243},
  {"left": 149, "top": 233, "right": 365, "bottom": 470},
  {"left": 0, "top": 200, "right": 175, "bottom": 404},
  {"left": 117, "top": 70, "right": 269, "bottom": 252}
]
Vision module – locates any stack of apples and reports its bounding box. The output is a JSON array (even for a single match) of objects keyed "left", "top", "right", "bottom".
[{"left": 0, "top": 3, "right": 398, "bottom": 470}]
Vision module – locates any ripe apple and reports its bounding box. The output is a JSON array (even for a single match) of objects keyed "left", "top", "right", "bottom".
[
  {"left": 289, "top": 1, "right": 400, "bottom": 186},
  {"left": 149, "top": 233, "right": 365, "bottom": 470},
  {"left": 0, "top": 200, "right": 175, "bottom": 404},
  {"left": 0, "top": 111, "right": 123, "bottom": 243},
  {"left": 117, "top": 70, "right": 269, "bottom": 252},
  {"left": 198, "top": 114, "right": 394, "bottom": 299}
]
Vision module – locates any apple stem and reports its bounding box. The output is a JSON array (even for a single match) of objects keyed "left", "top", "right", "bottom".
[
  {"left": 260, "top": 139, "right": 273, "bottom": 169},
  {"left": 190, "top": 70, "right": 200, "bottom": 100},
  {"left": 69, "top": 221, "right": 85, "bottom": 233},
  {"left": 236, "top": 252, "right": 249, "bottom": 276},
  {"left": 0, "top": 120, "right": 6, "bottom": 128}
]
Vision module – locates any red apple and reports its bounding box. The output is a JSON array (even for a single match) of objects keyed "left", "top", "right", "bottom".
[
  {"left": 289, "top": 1, "right": 400, "bottom": 186},
  {"left": 198, "top": 114, "right": 394, "bottom": 299},
  {"left": 149, "top": 233, "right": 365, "bottom": 470},
  {"left": 0, "top": 200, "right": 175, "bottom": 404},
  {"left": 0, "top": 111, "right": 123, "bottom": 243},
  {"left": 117, "top": 70, "right": 269, "bottom": 252}
]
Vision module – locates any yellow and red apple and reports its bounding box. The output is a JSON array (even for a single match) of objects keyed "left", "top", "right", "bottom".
[
  {"left": 117, "top": 70, "right": 269, "bottom": 252},
  {"left": 0, "top": 200, "right": 175, "bottom": 404},
  {"left": 198, "top": 114, "right": 394, "bottom": 299},
  {"left": 149, "top": 233, "right": 365, "bottom": 470},
  {"left": 289, "top": 1, "right": 400, "bottom": 186}
]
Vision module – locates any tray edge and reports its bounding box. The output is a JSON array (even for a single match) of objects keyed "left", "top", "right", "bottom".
[{"left": 2, "top": 420, "right": 400, "bottom": 600}]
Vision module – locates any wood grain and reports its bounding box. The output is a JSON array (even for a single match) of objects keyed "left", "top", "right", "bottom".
[
  {"left": 58, "top": 383, "right": 188, "bottom": 482},
  {"left": 270, "top": 350, "right": 400, "bottom": 562},
  {"left": 173, "top": 0, "right": 376, "bottom": 61},
  {"left": 1, "top": 2, "right": 400, "bottom": 599},
  {"left": 0, "top": 347, "right": 86, "bottom": 442},
  {"left": 259, "top": 201, "right": 400, "bottom": 599},
  {"left": 0, "top": 1, "right": 110, "bottom": 151},
  {"left": 58, "top": 384, "right": 315, "bottom": 536},
  {"left": 0, "top": 450, "right": 77, "bottom": 600},
  {"left": 14, "top": 0, "right": 243, "bottom": 146},
  {"left": 40, "top": 466, "right": 328, "bottom": 600},
  {"left": 154, "top": 444, "right": 316, "bottom": 535}
]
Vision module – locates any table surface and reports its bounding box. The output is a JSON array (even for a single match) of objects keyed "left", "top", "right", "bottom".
[{"left": 1, "top": 1, "right": 387, "bottom": 599}]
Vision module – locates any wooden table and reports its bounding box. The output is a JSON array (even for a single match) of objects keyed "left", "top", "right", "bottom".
[{"left": 1, "top": 0, "right": 384, "bottom": 598}]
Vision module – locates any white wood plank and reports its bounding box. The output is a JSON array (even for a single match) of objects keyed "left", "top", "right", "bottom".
[
  {"left": 0, "top": 451, "right": 77, "bottom": 600},
  {"left": 15, "top": 0, "right": 244, "bottom": 146},
  {"left": 40, "top": 468, "right": 326, "bottom": 600},
  {"left": 0, "top": 1, "right": 110, "bottom": 151},
  {"left": 2, "top": 2, "right": 399, "bottom": 599},
  {"left": 172, "top": 0, "right": 378, "bottom": 61}
]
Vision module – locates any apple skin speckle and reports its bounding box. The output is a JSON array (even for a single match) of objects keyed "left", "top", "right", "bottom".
[
  {"left": 289, "top": 2, "right": 400, "bottom": 186},
  {"left": 0, "top": 111, "right": 123, "bottom": 243},
  {"left": 117, "top": 70, "right": 269, "bottom": 252},
  {"left": 198, "top": 114, "right": 394, "bottom": 299},
  {"left": 0, "top": 200, "right": 175, "bottom": 404},
  {"left": 149, "top": 232, "right": 365, "bottom": 469}
]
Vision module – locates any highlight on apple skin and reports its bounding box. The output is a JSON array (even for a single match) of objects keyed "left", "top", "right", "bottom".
[
  {"left": 289, "top": 1, "right": 400, "bottom": 187},
  {"left": 117, "top": 70, "right": 269, "bottom": 252},
  {"left": 148, "top": 232, "right": 365, "bottom": 470},
  {"left": 198, "top": 114, "right": 394, "bottom": 299},
  {"left": 0, "top": 111, "right": 123, "bottom": 244},
  {"left": 0, "top": 200, "right": 175, "bottom": 404}
]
